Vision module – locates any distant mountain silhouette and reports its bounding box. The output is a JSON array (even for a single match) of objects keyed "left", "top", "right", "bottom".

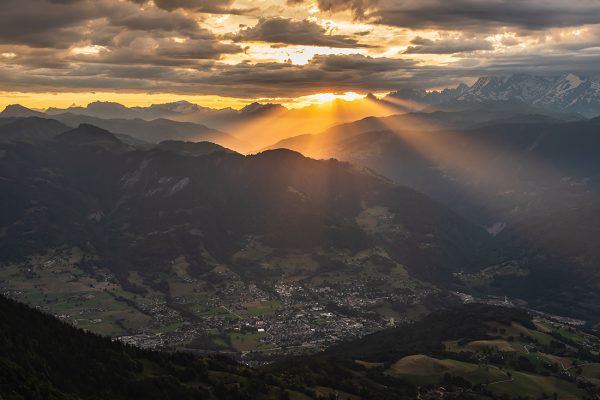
[
  {"left": 157, "top": 140, "right": 237, "bottom": 156},
  {"left": 0, "top": 117, "right": 70, "bottom": 143},
  {"left": 0, "top": 104, "right": 46, "bottom": 118},
  {"left": 53, "top": 123, "right": 126, "bottom": 150},
  {"left": 51, "top": 113, "right": 246, "bottom": 150}
]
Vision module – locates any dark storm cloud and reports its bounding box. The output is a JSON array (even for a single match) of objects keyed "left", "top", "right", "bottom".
[
  {"left": 83, "top": 39, "right": 241, "bottom": 66},
  {"left": 0, "top": 0, "right": 244, "bottom": 69},
  {"left": 0, "top": 0, "right": 240, "bottom": 49},
  {"left": 155, "top": 38, "right": 242, "bottom": 59},
  {"left": 301, "top": 0, "right": 600, "bottom": 31},
  {"left": 232, "top": 17, "right": 369, "bottom": 48},
  {"left": 313, "top": 53, "right": 413, "bottom": 72},
  {"left": 403, "top": 36, "right": 493, "bottom": 54},
  {"left": 0, "top": 0, "right": 95, "bottom": 48},
  {"left": 129, "top": 0, "right": 249, "bottom": 14},
  {"left": 109, "top": 11, "right": 201, "bottom": 35},
  {"left": 0, "top": 54, "right": 422, "bottom": 97},
  {"left": 3, "top": 48, "right": 600, "bottom": 98},
  {"left": 0, "top": 0, "right": 213, "bottom": 48},
  {"left": 168, "top": 54, "right": 422, "bottom": 96}
]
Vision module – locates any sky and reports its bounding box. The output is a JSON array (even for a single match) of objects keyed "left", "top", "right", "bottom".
[{"left": 1, "top": 0, "right": 600, "bottom": 110}]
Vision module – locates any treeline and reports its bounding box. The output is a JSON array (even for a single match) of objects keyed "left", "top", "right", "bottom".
[
  {"left": 325, "top": 304, "right": 533, "bottom": 363},
  {"left": 0, "top": 295, "right": 284, "bottom": 400}
]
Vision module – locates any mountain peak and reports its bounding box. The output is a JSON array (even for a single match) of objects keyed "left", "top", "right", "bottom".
[
  {"left": 54, "top": 123, "right": 122, "bottom": 147},
  {"left": 87, "top": 100, "right": 126, "bottom": 107},
  {"left": 453, "top": 73, "right": 600, "bottom": 116},
  {"left": 240, "top": 102, "right": 286, "bottom": 115},
  {"left": 0, "top": 104, "right": 46, "bottom": 118}
]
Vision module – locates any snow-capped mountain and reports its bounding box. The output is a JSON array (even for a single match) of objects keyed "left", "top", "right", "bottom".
[
  {"left": 455, "top": 73, "right": 600, "bottom": 117},
  {"left": 385, "top": 83, "right": 469, "bottom": 105}
]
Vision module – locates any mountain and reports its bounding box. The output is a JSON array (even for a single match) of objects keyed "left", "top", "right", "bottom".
[
  {"left": 180, "top": 98, "right": 404, "bottom": 151},
  {"left": 267, "top": 112, "right": 600, "bottom": 226},
  {"left": 0, "top": 116, "right": 235, "bottom": 153},
  {"left": 265, "top": 113, "right": 600, "bottom": 320},
  {"left": 46, "top": 100, "right": 219, "bottom": 121},
  {"left": 482, "top": 202, "right": 600, "bottom": 319},
  {"left": 0, "top": 117, "right": 70, "bottom": 143},
  {"left": 278, "top": 303, "right": 600, "bottom": 399},
  {"left": 384, "top": 83, "right": 469, "bottom": 107},
  {"left": 53, "top": 123, "right": 129, "bottom": 150},
  {"left": 386, "top": 73, "right": 600, "bottom": 118},
  {"left": 47, "top": 101, "right": 144, "bottom": 119},
  {"left": 157, "top": 140, "right": 237, "bottom": 156},
  {"left": 43, "top": 97, "right": 407, "bottom": 151},
  {"left": 51, "top": 114, "right": 245, "bottom": 150},
  {"left": 452, "top": 73, "right": 600, "bottom": 117},
  {"left": 0, "top": 141, "right": 488, "bottom": 283},
  {"left": 0, "top": 104, "right": 47, "bottom": 118}
]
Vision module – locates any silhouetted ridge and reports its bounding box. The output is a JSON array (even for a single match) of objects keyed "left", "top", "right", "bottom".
[
  {"left": 54, "top": 123, "right": 122, "bottom": 146},
  {"left": 0, "top": 104, "right": 46, "bottom": 118},
  {"left": 0, "top": 117, "right": 69, "bottom": 143},
  {"left": 157, "top": 140, "right": 235, "bottom": 156}
]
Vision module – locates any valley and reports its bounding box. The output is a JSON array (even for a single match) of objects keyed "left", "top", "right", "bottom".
[{"left": 0, "top": 243, "right": 441, "bottom": 363}]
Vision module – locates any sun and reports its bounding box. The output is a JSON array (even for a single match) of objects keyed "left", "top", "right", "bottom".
[{"left": 289, "top": 91, "right": 366, "bottom": 108}]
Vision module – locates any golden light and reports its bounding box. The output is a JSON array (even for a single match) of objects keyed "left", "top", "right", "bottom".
[
  {"left": 231, "top": 93, "right": 403, "bottom": 153},
  {"left": 0, "top": 91, "right": 251, "bottom": 111},
  {"left": 70, "top": 45, "right": 107, "bottom": 56},
  {"left": 291, "top": 92, "right": 365, "bottom": 107},
  {"left": 223, "top": 44, "right": 365, "bottom": 65}
]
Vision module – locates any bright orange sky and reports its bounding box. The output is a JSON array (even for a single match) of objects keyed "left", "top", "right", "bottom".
[
  {"left": 0, "top": 90, "right": 380, "bottom": 111},
  {"left": 0, "top": 91, "right": 251, "bottom": 111},
  {"left": 1, "top": 0, "right": 599, "bottom": 110}
]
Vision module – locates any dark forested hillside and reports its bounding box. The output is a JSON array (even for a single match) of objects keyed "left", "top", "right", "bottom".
[
  {"left": 0, "top": 129, "right": 488, "bottom": 287},
  {"left": 0, "top": 295, "right": 290, "bottom": 400}
]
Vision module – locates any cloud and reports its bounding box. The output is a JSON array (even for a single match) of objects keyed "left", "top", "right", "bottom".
[
  {"left": 0, "top": 53, "right": 421, "bottom": 97},
  {"left": 232, "top": 17, "right": 369, "bottom": 48},
  {"left": 2, "top": 45, "right": 600, "bottom": 98},
  {"left": 1, "top": 0, "right": 600, "bottom": 100},
  {"left": 0, "top": 0, "right": 243, "bottom": 66},
  {"left": 300, "top": 0, "right": 600, "bottom": 31},
  {"left": 129, "top": 0, "right": 248, "bottom": 14},
  {"left": 0, "top": 0, "right": 96, "bottom": 48},
  {"left": 0, "top": 0, "right": 215, "bottom": 48},
  {"left": 403, "top": 36, "right": 493, "bottom": 54},
  {"left": 313, "top": 0, "right": 377, "bottom": 17}
]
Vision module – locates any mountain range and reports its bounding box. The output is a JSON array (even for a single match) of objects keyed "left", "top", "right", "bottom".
[
  {"left": 2, "top": 73, "right": 600, "bottom": 153},
  {"left": 0, "top": 120, "right": 488, "bottom": 286},
  {"left": 267, "top": 110, "right": 599, "bottom": 222},
  {"left": 456, "top": 73, "right": 600, "bottom": 117},
  {"left": 389, "top": 73, "right": 600, "bottom": 118}
]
